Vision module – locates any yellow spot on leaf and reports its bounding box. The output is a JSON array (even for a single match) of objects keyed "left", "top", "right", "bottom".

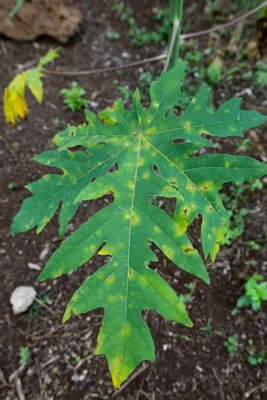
[
  {"left": 200, "top": 181, "right": 213, "bottom": 192},
  {"left": 138, "top": 157, "right": 145, "bottom": 167},
  {"left": 105, "top": 274, "right": 115, "bottom": 285},
  {"left": 153, "top": 225, "right": 160, "bottom": 234},
  {"left": 131, "top": 210, "right": 141, "bottom": 225},
  {"left": 99, "top": 245, "right": 113, "bottom": 256},
  {"left": 184, "top": 121, "right": 191, "bottom": 131},
  {"left": 142, "top": 171, "right": 149, "bottom": 180},
  {"left": 181, "top": 245, "right": 195, "bottom": 254},
  {"left": 186, "top": 182, "right": 196, "bottom": 193},
  {"left": 230, "top": 126, "right": 237, "bottom": 132},
  {"left": 123, "top": 211, "right": 131, "bottom": 220},
  {"left": 145, "top": 127, "right": 157, "bottom": 134},
  {"left": 162, "top": 245, "right": 174, "bottom": 259},
  {"left": 108, "top": 294, "right": 121, "bottom": 303},
  {"left": 123, "top": 324, "right": 130, "bottom": 336},
  {"left": 90, "top": 244, "right": 96, "bottom": 252},
  {"left": 127, "top": 180, "right": 135, "bottom": 190}
]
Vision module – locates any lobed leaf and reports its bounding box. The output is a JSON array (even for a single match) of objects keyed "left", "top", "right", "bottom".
[{"left": 12, "top": 63, "right": 267, "bottom": 388}]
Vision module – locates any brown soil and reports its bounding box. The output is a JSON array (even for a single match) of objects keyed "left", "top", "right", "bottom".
[{"left": 0, "top": 1, "right": 266, "bottom": 399}]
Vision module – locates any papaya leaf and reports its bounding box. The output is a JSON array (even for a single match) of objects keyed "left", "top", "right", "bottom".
[{"left": 11, "top": 63, "right": 267, "bottom": 388}]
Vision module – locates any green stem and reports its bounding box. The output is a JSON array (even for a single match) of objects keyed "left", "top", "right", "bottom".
[
  {"left": 164, "top": 0, "right": 183, "bottom": 71},
  {"left": 8, "top": 0, "right": 24, "bottom": 18}
]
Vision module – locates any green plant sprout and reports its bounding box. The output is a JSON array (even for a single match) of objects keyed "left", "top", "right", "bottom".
[
  {"left": 236, "top": 138, "right": 251, "bottom": 153},
  {"left": 179, "top": 282, "right": 196, "bottom": 305},
  {"left": 8, "top": 0, "right": 24, "bottom": 18},
  {"left": 60, "top": 82, "right": 90, "bottom": 112},
  {"left": 255, "top": 61, "right": 267, "bottom": 88},
  {"left": 139, "top": 72, "right": 153, "bottom": 91},
  {"left": 246, "top": 339, "right": 266, "bottom": 366},
  {"left": 111, "top": 2, "right": 170, "bottom": 46},
  {"left": 106, "top": 30, "right": 121, "bottom": 41},
  {"left": 200, "top": 318, "right": 213, "bottom": 335},
  {"left": 224, "top": 335, "right": 238, "bottom": 356},
  {"left": 207, "top": 56, "right": 223, "bottom": 83},
  {"left": 117, "top": 85, "right": 132, "bottom": 103},
  {"left": 19, "top": 346, "right": 31, "bottom": 366},
  {"left": 246, "top": 240, "right": 261, "bottom": 251},
  {"left": 221, "top": 178, "right": 263, "bottom": 246},
  {"left": 235, "top": 273, "right": 267, "bottom": 312}
]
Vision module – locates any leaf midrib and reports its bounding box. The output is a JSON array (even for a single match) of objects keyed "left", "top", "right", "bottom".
[
  {"left": 117, "top": 131, "right": 143, "bottom": 381},
  {"left": 148, "top": 117, "right": 241, "bottom": 136}
]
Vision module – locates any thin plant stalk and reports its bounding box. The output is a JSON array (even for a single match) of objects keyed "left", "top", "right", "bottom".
[{"left": 164, "top": 0, "right": 183, "bottom": 71}]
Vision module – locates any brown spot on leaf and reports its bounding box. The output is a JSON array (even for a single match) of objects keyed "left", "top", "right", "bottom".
[{"left": 184, "top": 247, "right": 194, "bottom": 253}]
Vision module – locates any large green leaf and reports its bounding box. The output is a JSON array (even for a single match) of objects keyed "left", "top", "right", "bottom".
[{"left": 12, "top": 63, "right": 267, "bottom": 388}]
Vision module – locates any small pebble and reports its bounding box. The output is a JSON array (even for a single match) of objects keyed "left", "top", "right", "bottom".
[
  {"left": 39, "top": 244, "right": 50, "bottom": 260},
  {"left": 28, "top": 262, "right": 41, "bottom": 271},
  {"left": 10, "top": 286, "right": 36, "bottom": 314}
]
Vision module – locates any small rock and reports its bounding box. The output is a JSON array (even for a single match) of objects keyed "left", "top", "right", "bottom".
[
  {"left": 28, "top": 262, "right": 41, "bottom": 271},
  {"left": 71, "top": 373, "right": 86, "bottom": 382},
  {"left": 39, "top": 244, "right": 50, "bottom": 260},
  {"left": 10, "top": 286, "right": 36, "bottom": 315},
  {"left": 196, "top": 365, "right": 203, "bottom": 373},
  {"left": 90, "top": 101, "right": 99, "bottom": 109}
]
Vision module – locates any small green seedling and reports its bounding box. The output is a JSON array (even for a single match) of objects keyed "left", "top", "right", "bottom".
[
  {"left": 19, "top": 346, "right": 31, "bottom": 366},
  {"left": 7, "top": 182, "right": 18, "bottom": 190},
  {"left": 179, "top": 282, "right": 196, "bottom": 305},
  {"left": 221, "top": 207, "right": 248, "bottom": 245},
  {"left": 236, "top": 273, "right": 267, "bottom": 311},
  {"left": 221, "top": 177, "right": 264, "bottom": 246},
  {"left": 246, "top": 339, "right": 266, "bottom": 366},
  {"left": 106, "top": 30, "right": 121, "bottom": 41},
  {"left": 246, "top": 240, "right": 261, "bottom": 251},
  {"left": 11, "top": 142, "right": 20, "bottom": 152},
  {"left": 207, "top": 56, "right": 223, "bottom": 83},
  {"left": 117, "top": 85, "right": 132, "bottom": 103},
  {"left": 236, "top": 138, "right": 251, "bottom": 153},
  {"left": 255, "top": 61, "right": 267, "bottom": 88},
  {"left": 200, "top": 318, "right": 213, "bottom": 335},
  {"left": 112, "top": 2, "right": 169, "bottom": 46},
  {"left": 249, "top": 179, "right": 263, "bottom": 191},
  {"left": 139, "top": 72, "right": 153, "bottom": 90},
  {"left": 60, "top": 82, "right": 90, "bottom": 112},
  {"left": 180, "top": 334, "right": 190, "bottom": 341},
  {"left": 224, "top": 335, "right": 238, "bottom": 356}
]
